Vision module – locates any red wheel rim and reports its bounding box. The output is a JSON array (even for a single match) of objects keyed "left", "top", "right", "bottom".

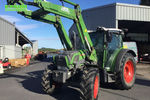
[
  {"left": 93, "top": 76, "right": 99, "bottom": 99},
  {"left": 124, "top": 60, "right": 134, "bottom": 83}
]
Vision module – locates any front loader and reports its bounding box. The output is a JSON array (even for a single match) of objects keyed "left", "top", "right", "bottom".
[{"left": 6, "top": 0, "right": 136, "bottom": 100}]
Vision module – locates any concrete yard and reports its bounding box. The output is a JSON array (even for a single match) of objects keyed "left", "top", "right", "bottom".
[
  {"left": 0, "top": 62, "right": 150, "bottom": 100},
  {"left": 136, "top": 62, "right": 150, "bottom": 80}
]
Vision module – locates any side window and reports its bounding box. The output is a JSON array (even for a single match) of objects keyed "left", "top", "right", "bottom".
[
  {"left": 108, "top": 34, "right": 121, "bottom": 53},
  {"left": 107, "top": 34, "right": 121, "bottom": 62}
]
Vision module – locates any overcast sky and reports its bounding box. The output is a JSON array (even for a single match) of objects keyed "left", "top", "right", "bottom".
[{"left": 0, "top": 0, "right": 140, "bottom": 49}]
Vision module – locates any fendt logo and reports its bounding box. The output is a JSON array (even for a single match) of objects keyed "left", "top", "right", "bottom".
[
  {"left": 5, "top": 5, "right": 27, "bottom": 11},
  {"left": 61, "top": 7, "right": 70, "bottom": 13}
]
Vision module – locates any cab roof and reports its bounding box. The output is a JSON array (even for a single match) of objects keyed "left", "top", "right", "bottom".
[{"left": 88, "top": 27, "right": 124, "bottom": 35}]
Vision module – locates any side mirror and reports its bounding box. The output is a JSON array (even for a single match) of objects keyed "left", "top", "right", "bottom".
[
  {"left": 106, "top": 32, "right": 112, "bottom": 43},
  {"left": 122, "top": 28, "right": 128, "bottom": 33}
]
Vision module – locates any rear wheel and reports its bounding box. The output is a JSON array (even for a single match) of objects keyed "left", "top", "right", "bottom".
[
  {"left": 41, "top": 64, "right": 62, "bottom": 94},
  {"left": 80, "top": 67, "right": 100, "bottom": 100},
  {"left": 116, "top": 53, "right": 136, "bottom": 90}
]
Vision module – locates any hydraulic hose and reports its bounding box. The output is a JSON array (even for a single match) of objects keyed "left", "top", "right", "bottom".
[
  {"left": 21, "top": 0, "right": 38, "bottom": 6},
  {"left": 7, "top": 0, "right": 38, "bottom": 6},
  {"left": 59, "top": 0, "right": 78, "bottom": 6},
  {"left": 7, "top": 0, "right": 19, "bottom": 5}
]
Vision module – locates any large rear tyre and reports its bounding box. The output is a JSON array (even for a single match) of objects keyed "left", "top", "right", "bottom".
[
  {"left": 116, "top": 53, "right": 136, "bottom": 90},
  {"left": 41, "top": 64, "right": 62, "bottom": 94},
  {"left": 80, "top": 67, "right": 100, "bottom": 100}
]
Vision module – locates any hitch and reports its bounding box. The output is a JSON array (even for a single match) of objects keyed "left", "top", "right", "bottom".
[{"left": 52, "top": 70, "right": 71, "bottom": 83}]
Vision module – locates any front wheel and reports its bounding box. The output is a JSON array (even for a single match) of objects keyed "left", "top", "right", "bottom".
[
  {"left": 116, "top": 53, "right": 136, "bottom": 90},
  {"left": 41, "top": 64, "right": 62, "bottom": 94},
  {"left": 80, "top": 67, "right": 100, "bottom": 100}
]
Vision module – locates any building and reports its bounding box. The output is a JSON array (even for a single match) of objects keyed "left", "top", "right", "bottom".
[
  {"left": 31, "top": 40, "right": 38, "bottom": 56},
  {"left": 69, "top": 3, "right": 150, "bottom": 58},
  {"left": 0, "top": 17, "right": 37, "bottom": 59}
]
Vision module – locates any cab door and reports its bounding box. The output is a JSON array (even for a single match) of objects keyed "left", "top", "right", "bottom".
[
  {"left": 105, "top": 34, "right": 122, "bottom": 71},
  {"left": 89, "top": 32, "right": 104, "bottom": 67}
]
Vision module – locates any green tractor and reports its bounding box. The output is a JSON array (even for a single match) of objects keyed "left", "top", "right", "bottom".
[
  {"left": 83, "top": 27, "right": 136, "bottom": 87},
  {"left": 6, "top": 0, "right": 136, "bottom": 100}
]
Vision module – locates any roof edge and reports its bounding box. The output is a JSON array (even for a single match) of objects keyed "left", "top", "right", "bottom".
[
  {"left": 15, "top": 27, "right": 33, "bottom": 46},
  {"left": 83, "top": 3, "right": 150, "bottom": 12},
  {"left": 116, "top": 3, "right": 150, "bottom": 9},
  {"left": 83, "top": 3, "right": 116, "bottom": 12},
  {"left": 0, "top": 16, "right": 15, "bottom": 26}
]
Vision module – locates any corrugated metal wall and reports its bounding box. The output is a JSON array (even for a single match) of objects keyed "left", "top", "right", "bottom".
[
  {"left": 69, "top": 4, "right": 116, "bottom": 38},
  {"left": 82, "top": 4, "right": 116, "bottom": 30},
  {"left": 116, "top": 3, "right": 150, "bottom": 22},
  {"left": 0, "top": 45, "right": 22, "bottom": 59},
  {"left": 0, "top": 17, "right": 22, "bottom": 59},
  {"left": 0, "top": 17, "right": 15, "bottom": 45},
  {"left": 69, "top": 3, "right": 150, "bottom": 34}
]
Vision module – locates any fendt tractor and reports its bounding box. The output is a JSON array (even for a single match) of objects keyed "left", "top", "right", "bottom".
[{"left": 6, "top": 0, "right": 136, "bottom": 100}]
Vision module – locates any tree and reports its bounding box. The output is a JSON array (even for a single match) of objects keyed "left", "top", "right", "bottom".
[{"left": 38, "top": 48, "right": 58, "bottom": 53}]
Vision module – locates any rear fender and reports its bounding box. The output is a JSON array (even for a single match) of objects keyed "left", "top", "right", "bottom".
[{"left": 114, "top": 49, "right": 136, "bottom": 73}]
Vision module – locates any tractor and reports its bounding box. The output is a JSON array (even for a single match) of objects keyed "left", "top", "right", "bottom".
[{"left": 6, "top": 0, "right": 136, "bottom": 100}]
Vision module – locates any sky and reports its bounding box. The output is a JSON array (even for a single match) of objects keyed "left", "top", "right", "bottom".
[{"left": 0, "top": 0, "right": 140, "bottom": 49}]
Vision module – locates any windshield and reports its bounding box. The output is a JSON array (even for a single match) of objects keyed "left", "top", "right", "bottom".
[
  {"left": 89, "top": 32, "right": 104, "bottom": 50},
  {"left": 76, "top": 31, "right": 104, "bottom": 59},
  {"left": 90, "top": 32, "right": 104, "bottom": 65}
]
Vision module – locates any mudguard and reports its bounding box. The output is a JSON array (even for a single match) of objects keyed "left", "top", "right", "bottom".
[{"left": 115, "top": 49, "right": 136, "bottom": 73}]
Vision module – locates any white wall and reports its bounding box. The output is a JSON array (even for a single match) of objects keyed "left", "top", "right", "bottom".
[
  {"left": 0, "top": 45, "right": 22, "bottom": 59},
  {"left": 0, "top": 46, "right": 4, "bottom": 59},
  {"left": 32, "top": 40, "right": 38, "bottom": 56}
]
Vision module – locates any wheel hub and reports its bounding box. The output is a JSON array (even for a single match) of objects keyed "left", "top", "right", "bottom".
[{"left": 124, "top": 60, "right": 134, "bottom": 83}]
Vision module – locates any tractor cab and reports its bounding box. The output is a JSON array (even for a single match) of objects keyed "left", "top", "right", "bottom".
[
  {"left": 87, "top": 27, "right": 124, "bottom": 69},
  {"left": 74, "top": 27, "right": 125, "bottom": 70}
]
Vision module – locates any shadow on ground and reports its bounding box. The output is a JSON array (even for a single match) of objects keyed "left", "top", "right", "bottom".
[
  {"left": 0, "top": 70, "right": 81, "bottom": 100},
  {"left": 100, "top": 82, "right": 119, "bottom": 90},
  {"left": 138, "top": 61, "right": 150, "bottom": 64},
  {"left": 20, "top": 72, "right": 150, "bottom": 100},
  {"left": 20, "top": 70, "right": 46, "bottom": 94},
  {"left": 135, "top": 77, "right": 150, "bottom": 87},
  {"left": 0, "top": 70, "right": 46, "bottom": 94},
  {"left": 100, "top": 77, "right": 150, "bottom": 89},
  {"left": 1, "top": 68, "right": 150, "bottom": 100},
  {"left": 21, "top": 70, "right": 81, "bottom": 100}
]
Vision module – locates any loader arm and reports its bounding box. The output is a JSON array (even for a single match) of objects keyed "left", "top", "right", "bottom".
[{"left": 7, "top": 0, "right": 97, "bottom": 62}]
